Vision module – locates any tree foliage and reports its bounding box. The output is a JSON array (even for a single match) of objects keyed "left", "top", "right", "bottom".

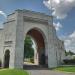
[
  {"left": 24, "top": 35, "right": 34, "bottom": 58},
  {"left": 65, "top": 50, "right": 75, "bottom": 56}
]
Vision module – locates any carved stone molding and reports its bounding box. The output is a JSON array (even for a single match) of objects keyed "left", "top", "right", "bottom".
[{"left": 24, "top": 16, "right": 48, "bottom": 25}]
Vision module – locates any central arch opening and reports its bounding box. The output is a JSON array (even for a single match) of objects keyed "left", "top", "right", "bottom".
[{"left": 23, "top": 28, "right": 48, "bottom": 69}]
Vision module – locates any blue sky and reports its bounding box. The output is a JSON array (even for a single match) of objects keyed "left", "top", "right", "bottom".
[{"left": 0, "top": 0, "right": 75, "bottom": 52}]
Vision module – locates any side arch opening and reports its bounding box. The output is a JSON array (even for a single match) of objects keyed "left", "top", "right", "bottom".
[{"left": 4, "top": 50, "right": 10, "bottom": 68}]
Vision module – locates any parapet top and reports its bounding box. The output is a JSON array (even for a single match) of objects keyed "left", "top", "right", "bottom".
[
  {"left": 7, "top": 9, "right": 52, "bottom": 20},
  {"left": 15, "top": 9, "right": 52, "bottom": 17},
  {"left": 6, "top": 9, "right": 53, "bottom": 26}
]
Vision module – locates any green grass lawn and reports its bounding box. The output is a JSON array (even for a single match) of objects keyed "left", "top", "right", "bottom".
[
  {"left": 55, "top": 66, "right": 75, "bottom": 72},
  {"left": 0, "top": 69, "right": 29, "bottom": 75}
]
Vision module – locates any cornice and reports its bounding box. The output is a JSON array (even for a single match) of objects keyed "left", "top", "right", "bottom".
[
  {"left": 24, "top": 16, "right": 48, "bottom": 24},
  {"left": 3, "top": 20, "right": 16, "bottom": 24}
]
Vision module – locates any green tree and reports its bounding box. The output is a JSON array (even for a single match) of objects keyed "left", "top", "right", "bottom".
[
  {"left": 65, "top": 50, "right": 75, "bottom": 56},
  {"left": 24, "top": 35, "right": 34, "bottom": 58}
]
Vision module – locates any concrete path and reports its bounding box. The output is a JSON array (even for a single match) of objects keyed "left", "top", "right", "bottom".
[
  {"left": 24, "top": 65, "right": 75, "bottom": 75},
  {"left": 27, "top": 70, "right": 75, "bottom": 75}
]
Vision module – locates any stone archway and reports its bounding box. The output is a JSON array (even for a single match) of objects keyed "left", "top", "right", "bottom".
[
  {"left": 4, "top": 50, "right": 10, "bottom": 68},
  {"left": 2, "top": 10, "right": 65, "bottom": 69},
  {"left": 24, "top": 28, "right": 48, "bottom": 67}
]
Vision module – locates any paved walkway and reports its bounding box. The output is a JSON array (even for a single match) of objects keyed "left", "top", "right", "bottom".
[
  {"left": 24, "top": 64, "right": 75, "bottom": 75},
  {"left": 27, "top": 70, "right": 75, "bottom": 75}
]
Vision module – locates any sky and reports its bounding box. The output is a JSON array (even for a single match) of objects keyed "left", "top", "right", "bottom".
[{"left": 0, "top": 0, "right": 75, "bottom": 53}]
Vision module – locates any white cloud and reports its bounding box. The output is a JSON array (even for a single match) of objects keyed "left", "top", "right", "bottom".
[
  {"left": 0, "top": 11, "right": 7, "bottom": 28},
  {"left": 53, "top": 22, "right": 62, "bottom": 31},
  {"left": 0, "top": 11, "right": 7, "bottom": 18},
  {"left": 63, "top": 31, "right": 75, "bottom": 52},
  {"left": 43, "top": 0, "right": 75, "bottom": 19}
]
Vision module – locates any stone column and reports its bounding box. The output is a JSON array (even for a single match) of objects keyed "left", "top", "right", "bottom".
[
  {"left": 14, "top": 10, "right": 24, "bottom": 69},
  {"left": 47, "top": 20, "right": 58, "bottom": 68}
]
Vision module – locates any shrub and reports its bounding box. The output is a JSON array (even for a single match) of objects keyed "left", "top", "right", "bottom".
[
  {"left": 63, "top": 59, "right": 75, "bottom": 65},
  {"left": 30, "top": 58, "right": 34, "bottom": 63}
]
